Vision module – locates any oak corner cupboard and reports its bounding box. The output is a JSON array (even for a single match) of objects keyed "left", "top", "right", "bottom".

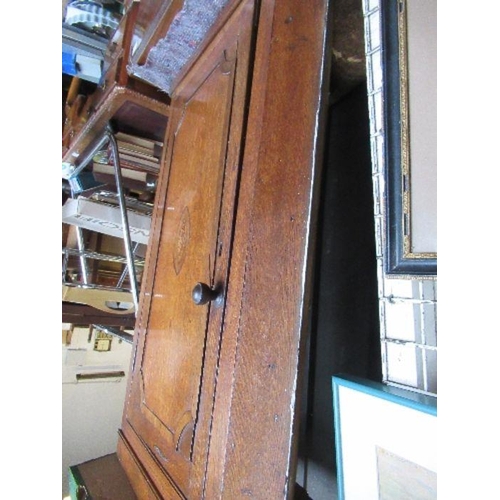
[{"left": 115, "top": 0, "right": 332, "bottom": 497}]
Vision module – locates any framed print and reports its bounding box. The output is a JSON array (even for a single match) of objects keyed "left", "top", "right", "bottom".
[
  {"left": 381, "top": 0, "right": 437, "bottom": 277},
  {"left": 332, "top": 375, "right": 437, "bottom": 499}
]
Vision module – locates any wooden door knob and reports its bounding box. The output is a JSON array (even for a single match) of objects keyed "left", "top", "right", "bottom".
[{"left": 192, "top": 282, "right": 219, "bottom": 305}]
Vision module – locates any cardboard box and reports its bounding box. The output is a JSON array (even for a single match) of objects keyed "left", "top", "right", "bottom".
[{"left": 62, "top": 197, "right": 150, "bottom": 244}]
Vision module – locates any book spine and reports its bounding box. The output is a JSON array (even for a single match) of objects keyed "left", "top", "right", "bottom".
[{"left": 93, "top": 172, "right": 157, "bottom": 193}]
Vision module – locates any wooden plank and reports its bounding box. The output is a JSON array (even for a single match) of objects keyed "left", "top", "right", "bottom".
[
  {"left": 62, "top": 302, "right": 136, "bottom": 327},
  {"left": 118, "top": 427, "right": 185, "bottom": 499},
  {"left": 117, "top": 432, "right": 164, "bottom": 499},
  {"left": 205, "top": 0, "right": 332, "bottom": 497}
]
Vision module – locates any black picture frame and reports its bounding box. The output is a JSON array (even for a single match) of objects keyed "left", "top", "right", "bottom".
[{"left": 381, "top": 0, "right": 437, "bottom": 277}]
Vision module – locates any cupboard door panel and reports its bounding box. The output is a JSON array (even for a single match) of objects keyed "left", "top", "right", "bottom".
[
  {"left": 141, "top": 55, "right": 234, "bottom": 442},
  {"left": 122, "top": 1, "right": 254, "bottom": 497}
]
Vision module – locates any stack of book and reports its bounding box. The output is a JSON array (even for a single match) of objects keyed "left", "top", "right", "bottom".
[{"left": 92, "top": 131, "right": 163, "bottom": 193}]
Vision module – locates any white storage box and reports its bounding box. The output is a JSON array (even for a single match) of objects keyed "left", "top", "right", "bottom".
[{"left": 62, "top": 197, "right": 151, "bottom": 244}]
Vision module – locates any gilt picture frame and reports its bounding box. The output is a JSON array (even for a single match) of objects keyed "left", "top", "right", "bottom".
[
  {"left": 381, "top": 0, "right": 437, "bottom": 277},
  {"left": 332, "top": 375, "right": 437, "bottom": 499}
]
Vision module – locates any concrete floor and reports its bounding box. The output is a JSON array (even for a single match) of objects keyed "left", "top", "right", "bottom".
[{"left": 296, "top": 458, "right": 338, "bottom": 499}]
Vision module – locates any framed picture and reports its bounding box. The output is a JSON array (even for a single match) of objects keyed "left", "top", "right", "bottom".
[
  {"left": 332, "top": 375, "right": 437, "bottom": 499},
  {"left": 381, "top": 0, "right": 437, "bottom": 277}
]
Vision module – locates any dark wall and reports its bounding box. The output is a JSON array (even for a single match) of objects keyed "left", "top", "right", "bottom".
[{"left": 299, "top": 83, "right": 381, "bottom": 492}]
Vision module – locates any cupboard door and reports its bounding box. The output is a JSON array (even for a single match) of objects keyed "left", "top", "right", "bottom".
[{"left": 122, "top": 1, "right": 254, "bottom": 497}]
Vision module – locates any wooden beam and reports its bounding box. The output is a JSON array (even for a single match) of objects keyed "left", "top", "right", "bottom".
[{"left": 62, "top": 301, "right": 136, "bottom": 328}]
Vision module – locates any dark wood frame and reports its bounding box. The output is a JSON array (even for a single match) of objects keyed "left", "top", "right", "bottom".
[{"left": 381, "top": 0, "right": 437, "bottom": 277}]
